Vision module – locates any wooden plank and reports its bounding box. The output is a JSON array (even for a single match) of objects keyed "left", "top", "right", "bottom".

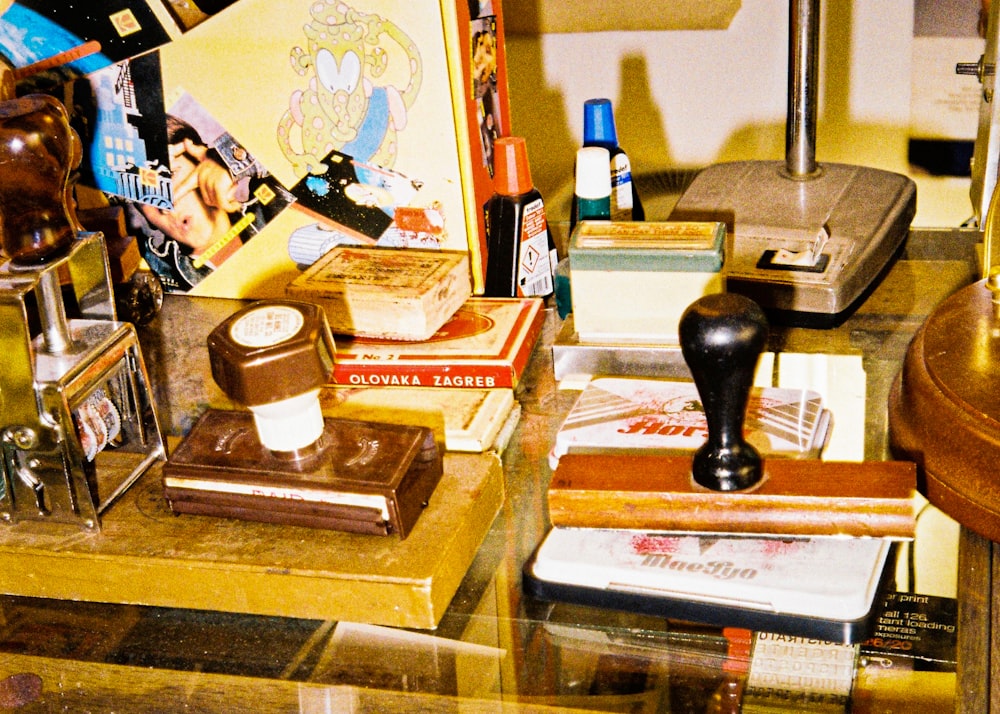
[
  {"left": 0, "top": 452, "right": 503, "bottom": 629},
  {"left": 0, "top": 653, "right": 551, "bottom": 712},
  {"left": 994, "top": 541, "right": 1000, "bottom": 714},
  {"left": 957, "top": 527, "right": 991, "bottom": 714},
  {"left": 548, "top": 454, "right": 917, "bottom": 538}
]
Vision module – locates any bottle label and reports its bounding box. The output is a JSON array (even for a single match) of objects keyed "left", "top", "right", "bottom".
[
  {"left": 610, "top": 153, "right": 635, "bottom": 220},
  {"left": 517, "top": 197, "right": 554, "bottom": 297}
]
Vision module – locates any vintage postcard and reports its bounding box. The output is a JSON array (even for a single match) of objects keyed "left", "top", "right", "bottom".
[{"left": 116, "top": 89, "right": 296, "bottom": 292}]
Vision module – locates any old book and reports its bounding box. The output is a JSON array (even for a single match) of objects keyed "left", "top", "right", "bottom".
[
  {"left": 524, "top": 527, "right": 894, "bottom": 643},
  {"left": 548, "top": 454, "right": 917, "bottom": 538},
  {"left": 549, "top": 377, "right": 831, "bottom": 468},
  {"left": 286, "top": 246, "right": 471, "bottom": 341},
  {"left": 162, "top": 410, "right": 443, "bottom": 538},
  {"left": 0, "top": 451, "right": 503, "bottom": 628},
  {"left": 319, "top": 385, "right": 517, "bottom": 453},
  {"left": 332, "top": 297, "right": 544, "bottom": 389}
]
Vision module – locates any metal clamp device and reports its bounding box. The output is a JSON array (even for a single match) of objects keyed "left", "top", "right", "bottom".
[{"left": 0, "top": 94, "right": 165, "bottom": 530}]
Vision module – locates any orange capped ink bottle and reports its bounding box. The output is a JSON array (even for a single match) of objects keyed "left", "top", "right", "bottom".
[{"left": 483, "top": 136, "right": 556, "bottom": 298}]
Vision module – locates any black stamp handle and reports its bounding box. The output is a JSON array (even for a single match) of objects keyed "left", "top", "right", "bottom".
[{"left": 679, "top": 293, "right": 769, "bottom": 491}]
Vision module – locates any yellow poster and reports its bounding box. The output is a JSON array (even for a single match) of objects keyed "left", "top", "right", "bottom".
[{"left": 158, "top": 0, "right": 473, "bottom": 285}]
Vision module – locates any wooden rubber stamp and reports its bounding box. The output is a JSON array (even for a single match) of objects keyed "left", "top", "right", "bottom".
[
  {"left": 548, "top": 293, "right": 917, "bottom": 538},
  {"left": 162, "top": 300, "right": 443, "bottom": 537}
]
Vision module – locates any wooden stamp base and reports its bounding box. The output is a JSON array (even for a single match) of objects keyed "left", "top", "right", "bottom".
[
  {"left": 163, "top": 410, "right": 443, "bottom": 538},
  {"left": 548, "top": 453, "right": 917, "bottom": 538}
]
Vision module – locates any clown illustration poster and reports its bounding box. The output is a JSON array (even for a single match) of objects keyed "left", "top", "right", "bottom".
[{"left": 156, "top": 0, "right": 510, "bottom": 298}]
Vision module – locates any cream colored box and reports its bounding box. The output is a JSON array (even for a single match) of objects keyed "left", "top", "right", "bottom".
[
  {"left": 287, "top": 246, "right": 471, "bottom": 341},
  {"left": 568, "top": 221, "right": 725, "bottom": 344}
]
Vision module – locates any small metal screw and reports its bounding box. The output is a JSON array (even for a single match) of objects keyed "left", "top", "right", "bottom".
[
  {"left": 957, "top": 57, "right": 985, "bottom": 78},
  {"left": 957, "top": 55, "right": 995, "bottom": 80},
  {"left": 7, "top": 428, "right": 37, "bottom": 450},
  {"left": 957, "top": 56, "right": 996, "bottom": 102}
]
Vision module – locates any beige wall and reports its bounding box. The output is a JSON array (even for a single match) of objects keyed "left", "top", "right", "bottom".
[{"left": 505, "top": 0, "right": 974, "bottom": 233}]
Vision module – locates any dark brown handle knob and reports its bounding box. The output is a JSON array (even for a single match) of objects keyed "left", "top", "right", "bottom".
[
  {"left": 0, "top": 94, "right": 81, "bottom": 266},
  {"left": 207, "top": 300, "right": 336, "bottom": 456},
  {"left": 679, "top": 293, "right": 768, "bottom": 491}
]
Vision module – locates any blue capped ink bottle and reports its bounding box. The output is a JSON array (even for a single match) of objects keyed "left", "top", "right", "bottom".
[{"left": 569, "top": 98, "right": 644, "bottom": 234}]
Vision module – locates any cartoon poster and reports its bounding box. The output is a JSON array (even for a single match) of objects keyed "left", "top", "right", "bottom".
[
  {"left": 287, "top": 148, "right": 457, "bottom": 266},
  {"left": 0, "top": 6, "right": 177, "bottom": 203},
  {"left": 157, "top": 0, "right": 471, "bottom": 262},
  {"left": 149, "top": 0, "right": 240, "bottom": 33},
  {"left": 61, "top": 51, "right": 170, "bottom": 203}
]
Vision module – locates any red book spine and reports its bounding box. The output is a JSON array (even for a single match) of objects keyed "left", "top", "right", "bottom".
[
  {"left": 455, "top": 0, "right": 512, "bottom": 292},
  {"left": 332, "top": 300, "right": 544, "bottom": 389},
  {"left": 334, "top": 362, "right": 518, "bottom": 389}
]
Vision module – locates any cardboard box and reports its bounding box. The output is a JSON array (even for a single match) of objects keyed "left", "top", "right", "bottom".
[
  {"left": 287, "top": 246, "right": 472, "bottom": 341},
  {"left": 320, "top": 385, "right": 517, "bottom": 453}
]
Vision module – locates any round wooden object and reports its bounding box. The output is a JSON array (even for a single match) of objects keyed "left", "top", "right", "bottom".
[
  {"left": 0, "top": 94, "right": 80, "bottom": 265},
  {"left": 889, "top": 278, "right": 1000, "bottom": 541}
]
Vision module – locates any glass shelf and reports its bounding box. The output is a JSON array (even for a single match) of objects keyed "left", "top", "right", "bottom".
[{"left": 0, "top": 227, "right": 978, "bottom": 711}]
